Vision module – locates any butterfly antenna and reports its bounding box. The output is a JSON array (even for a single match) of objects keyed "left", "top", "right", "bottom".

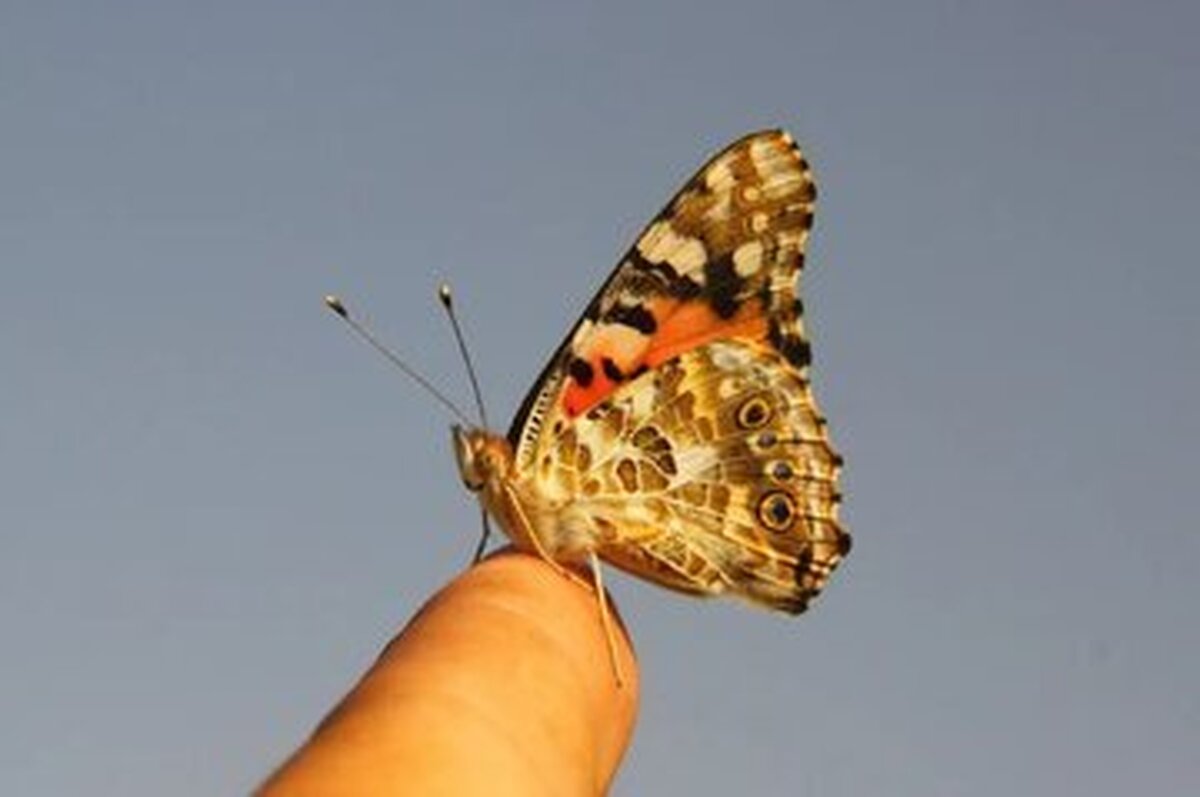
[
  {"left": 437, "top": 284, "right": 489, "bottom": 428},
  {"left": 324, "top": 295, "right": 472, "bottom": 425},
  {"left": 436, "top": 284, "right": 496, "bottom": 564}
]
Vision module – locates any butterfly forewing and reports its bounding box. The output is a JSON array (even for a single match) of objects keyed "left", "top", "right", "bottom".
[{"left": 510, "top": 129, "right": 818, "bottom": 465}]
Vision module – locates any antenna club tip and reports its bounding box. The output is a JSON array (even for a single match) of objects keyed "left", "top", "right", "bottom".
[
  {"left": 438, "top": 283, "right": 453, "bottom": 307},
  {"left": 324, "top": 295, "right": 348, "bottom": 318}
]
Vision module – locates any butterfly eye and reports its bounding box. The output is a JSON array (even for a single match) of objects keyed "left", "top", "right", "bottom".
[
  {"left": 736, "top": 396, "right": 773, "bottom": 430},
  {"left": 757, "top": 490, "right": 797, "bottom": 532},
  {"left": 451, "top": 425, "right": 488, "bottom": 492}
]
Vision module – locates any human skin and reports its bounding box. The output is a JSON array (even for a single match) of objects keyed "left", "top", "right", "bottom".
[{"left": 256, "top": 551, "right": 639, "bottom": 796}]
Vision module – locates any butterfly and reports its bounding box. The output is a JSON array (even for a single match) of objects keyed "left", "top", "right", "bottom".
[{"left": 452, "top": 129, "right": 850, "bottom": 679}]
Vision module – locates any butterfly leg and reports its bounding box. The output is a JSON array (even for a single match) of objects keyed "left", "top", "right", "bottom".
[
  {"left": 501, "top": 484, "right": 624, "bottom": 686},
  {"left": 501, "top": 485, "right": 625, "bottom": 685},
  {"left": 502, "top": 484, "right": 592, "bottom": 590},
  {"left": 469, "top": 507, "right": 492, "bottom": 565},
  {"left": 589, "top": 551, "right": 625, "bottom": 688}
]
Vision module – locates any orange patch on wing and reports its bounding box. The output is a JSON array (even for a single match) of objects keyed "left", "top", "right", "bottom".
[
  {"left": 560, "top": 323, "right": 646, "bottom": 417},
  {"left": 643, "top": 298, "right": 768, "bottom": 367},
  {"left": 562, "top": 370, "right": 619, "bottom": 417},
  {"left": 561, "top": 297, "right": 769, "bottom": 418}
]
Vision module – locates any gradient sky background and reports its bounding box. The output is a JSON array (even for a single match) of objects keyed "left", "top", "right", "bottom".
[{"left": 3, "top": 2, "right": 1197, "bottom": 794}]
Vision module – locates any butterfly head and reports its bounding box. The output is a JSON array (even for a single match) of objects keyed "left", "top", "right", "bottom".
[{"left": 451, "top": 425, "right": 513, "bottom": 494}]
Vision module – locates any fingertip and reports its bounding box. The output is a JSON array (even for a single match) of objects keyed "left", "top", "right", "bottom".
[
  {"left": 263, "top": 551, "right": 639, "bottom": 796},
  {"left": 448, "top": 551, "right": 639, "bottom": 790},
  {"left": 451, "top": 550, "right": 640, "bottom": 721}
]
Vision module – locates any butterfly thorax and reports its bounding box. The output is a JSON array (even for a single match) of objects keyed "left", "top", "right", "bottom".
[{"left": 452, "top": 423, "right": 601, "bottom": 563}]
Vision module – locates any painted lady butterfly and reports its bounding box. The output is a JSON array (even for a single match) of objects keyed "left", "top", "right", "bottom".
[{"left": 452, "top": 130, "right": 850, "bottom": 671}]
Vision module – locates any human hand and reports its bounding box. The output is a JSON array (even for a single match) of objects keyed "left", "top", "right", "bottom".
[{"left": 257, "top": 550, "right": 639, "bottom": 796}]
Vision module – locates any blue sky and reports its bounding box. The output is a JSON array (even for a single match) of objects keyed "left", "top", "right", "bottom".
[{"left": 3, "top": 2, "right": 1197, "bottom": 794}]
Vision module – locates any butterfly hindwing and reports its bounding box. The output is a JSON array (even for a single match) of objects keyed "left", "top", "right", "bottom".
[{"left": 522, "top": 339, "right": 847, "bottom": 612}]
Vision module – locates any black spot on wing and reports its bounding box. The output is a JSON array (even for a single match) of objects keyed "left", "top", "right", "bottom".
[
  {"left": 674, "top": 274, "right": 703, "bottom": 300},
  {"left": 781, "top": 337, "right": 812, "bottom": 368},
  {"left": 768, "top": 319, "right": 812, "bottom": 368},
  {"left": 796, "top": 546, "right": 813, "bottom": 574},
  {"left": 626, "top": 249, "right": 702, "bottom": 300},
  {"left": 703, "top": 253, "right": 745, "bottom": 319},
  {"left": 568, "top": 357, "right": 595, "bottom": 387},
  {"left": 601, "top": 357, "right": 625, "bottom": 383},
  {"left": 604, "top": 303, "right": 658, "bottom": 334}
]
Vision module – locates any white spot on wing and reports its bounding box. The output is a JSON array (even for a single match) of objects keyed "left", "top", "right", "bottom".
[
  {"left": 637, "top": 220, "right": 707, "bottom": 274},
  {"left": 749, "top": 137, "right": 782, "bottom": 177},
  {"left": 629, "top": 381, "right": 657, "bottom": 417},
  {"left": 732, "top": 241, "right": 764, "bottom": 277},
  {"left": 704, "top": 159, "right": 735, "bottom": 191}
]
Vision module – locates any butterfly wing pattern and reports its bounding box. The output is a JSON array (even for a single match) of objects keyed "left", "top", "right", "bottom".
[{"left": 456, "top": 129, "right": 848, "bottom": 618}]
